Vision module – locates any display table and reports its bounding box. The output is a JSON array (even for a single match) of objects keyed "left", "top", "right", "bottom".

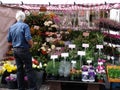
[{"left": 47, "top": 80, "right": 105, "bottom": 90}]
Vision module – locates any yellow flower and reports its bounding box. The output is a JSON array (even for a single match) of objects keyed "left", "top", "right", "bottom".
[{"left": 2, "top": 61, "right": 17, "bottom": 73}]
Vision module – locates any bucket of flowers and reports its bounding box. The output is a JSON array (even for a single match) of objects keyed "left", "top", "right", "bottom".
[
  {"left": 1, "top": 61, "right": 17, "bottom": 84},
  {"left": 5, "top": 74, "right": 18, "bottom": 89}
]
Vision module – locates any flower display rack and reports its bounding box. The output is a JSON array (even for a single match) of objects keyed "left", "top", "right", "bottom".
[{"left": 107, "top": 65, "right": 120, "bottom": 82}]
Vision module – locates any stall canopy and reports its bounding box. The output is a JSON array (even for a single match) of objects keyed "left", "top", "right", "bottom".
[
  {"left": 0, "top": 0, "right": 119, "bottom": 11},
  {"left": 0, "top": 0, "right": 120, "bottom": 4}
]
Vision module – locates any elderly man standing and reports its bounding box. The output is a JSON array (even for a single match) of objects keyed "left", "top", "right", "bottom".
[{"left": 7, "top": 10, "right": 38, "bottom": 90}]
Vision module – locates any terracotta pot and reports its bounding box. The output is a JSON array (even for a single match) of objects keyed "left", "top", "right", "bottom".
[{"left": 98, "top": 79, "right": 104, "bottom": 82}]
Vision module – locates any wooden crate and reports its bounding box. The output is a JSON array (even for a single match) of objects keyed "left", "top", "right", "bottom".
[{"left": 106, "top": 65, "right": 120, "bottom": 82}]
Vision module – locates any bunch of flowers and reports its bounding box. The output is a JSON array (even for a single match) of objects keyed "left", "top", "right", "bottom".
[
  {"left": 40, "top": 42, "right": 56, "bottom": 55},
  {"left": 0, "top": 69, "right": 4, "bottom": 77},
  {"left": 5, "top": 74, "right": 17, "bottom": 82},
  {"left": 44, "top": 20, "right": 59, "bottom": 32},
  {"left": 32, "top": 57, "right": 42, "bottom": 71},
  {"left": 2, "top": 61, "right": 17, "bottom": 73}
]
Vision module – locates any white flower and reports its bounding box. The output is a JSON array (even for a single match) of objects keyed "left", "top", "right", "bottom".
[
  {"left": 51, "top": 24, "right": 58, "bottom": 28},
  {"left": 46, "top": 38, "right": 50, "bottom": 42},
  {"left": 48, "top": 21, "right": 53, "bottom": 24},
  {"left": 44, "top": 21, "right": 53, "bottom": 26},
  {"left": 44, "top": 21, "right": 50, "bottom": 26},
  {"left": 41, "top": 47, "right": 46, "bottom": 51},
  {"left": 51, "top": 45, "right": 56, "bottom": 49},
  {"left": 34, "top": 25, "right": 40, "bottom": 30},
  {"left": 32, "top": 64, "right": 37, "bottom": 68}
]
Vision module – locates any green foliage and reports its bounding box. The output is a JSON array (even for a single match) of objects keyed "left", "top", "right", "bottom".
[
  {"left": 25, "top": 13, "right": 50, "bottom": 27},
  {"left": 30, "top": 35, "right": 42, "bottom": 56},
  {"left": 45, "top": 61, "right": 60, "bottom": 76},
  {"left": 108, "top": 68, "right": 120, "bottom": 79}
]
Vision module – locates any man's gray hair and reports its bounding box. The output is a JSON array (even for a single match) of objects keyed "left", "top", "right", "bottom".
[{"left": 15, "top": 11, "right": 25, "bottom": 21}]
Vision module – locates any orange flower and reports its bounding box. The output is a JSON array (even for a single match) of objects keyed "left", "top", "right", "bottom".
[
  {"left": 30, "top": 26, "right": 35, "bottom": 35},
  {"left": 49, "top": 12, "right": 56, "bottom": 19}
]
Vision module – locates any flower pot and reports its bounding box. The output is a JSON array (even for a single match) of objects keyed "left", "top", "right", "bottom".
[{"left": 98, "top": 79, "right": 104, "bottom": 83}]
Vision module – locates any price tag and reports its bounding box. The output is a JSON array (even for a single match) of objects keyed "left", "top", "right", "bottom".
[
  {"left": 83, "top": 32, "right": 89, "bottom": 37},
  {"left": 96, "top": 45, "right": 103, "bottom": 49},
  {"left": 56, "top": 47, "right": 61, "bottom": 50},
  {"left": 51, "top": 55, "right": 58, "bottom": 59},
  {"left": 87, "top": 60, "right": 92, "bottom": 63},
  {"left": 71, "top": 60, "right": 76, "bottom": 64},
  {"left": 61, "top": 53, "right": 69, "bottom": 57},
  {"left": 77, "top": 51, "right": 85, "bottom": 56},
  {"left": 82, "top": 43, "right": 89, "bottom": 48},
  {"left": 68, "top": 44, "right": 76, "bottom": 49}
]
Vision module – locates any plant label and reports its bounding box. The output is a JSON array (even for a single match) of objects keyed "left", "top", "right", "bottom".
[
  {"left": 77, "top": 51, "right": 85, "bottom": 56},
  {"left": 71, "top": 60, "right": 76, "bottom": 64},
  {"left": 61, "top": 53, "right": 69, "bottom": 57},
  {"left": 68, "top": 44, "right": 76, "bottom": 49},
  {"left": 51, "top": 55, "right": 58, "bottom": 59},
  {"left": 82, "top": 43, "right": 89, "bottom": 48},
  {"left": 96, "top": 45, "right": 103, "bottom": 49},
  {"left": 83, "top": 32, "right": 89, "bottom": 37}
]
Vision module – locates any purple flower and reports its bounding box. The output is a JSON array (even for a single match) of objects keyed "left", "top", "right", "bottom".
[
  {"left": 53, "top": 16, "right": 60, "bottom": 24},
  {"left": 82, "top": 66, "right": 88, "bottom": 71},
  {"left": 24, "top": 76, "right": 28, "bottom": 81},
  {"left": 88, "top": 72, "right": 95, "bottom": 76}
]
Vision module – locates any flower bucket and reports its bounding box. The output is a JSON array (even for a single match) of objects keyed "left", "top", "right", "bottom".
[{"left": 7, "top": 80, "right": 18, "bottom": 89}]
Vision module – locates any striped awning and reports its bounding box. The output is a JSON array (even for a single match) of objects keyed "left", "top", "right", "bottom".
[{"left": 4, "top": 3, "right": 118, "bottom": 11}]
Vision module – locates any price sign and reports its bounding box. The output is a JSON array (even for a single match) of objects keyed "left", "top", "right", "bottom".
[
  {"left": 83, "top": 32, "right": 89, "bottom": 37},
  {"left": 68, "top": 44, "right": 76, "bottom": 49},
  {"left": 51, "top": 55, "right": 58, "bottom": 59},
  {"left": 77, "top": 51, "right": 85, "bottom": 56},
  {"left": 61, "top": 53, "right": 69, "bottom": 57},
  {"left": 71, "top": 60, "right": 76, "bottom": 64},
  {"left": 82, "top": 43, "right": 89, "bottom": 48},
  {"left": 96, "top": 45, "right": 103, "bottom": 49}
]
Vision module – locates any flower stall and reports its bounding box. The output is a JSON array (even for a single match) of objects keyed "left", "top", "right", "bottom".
[{"left": 0, "top": 2, "right": 120, "bottom": 90}]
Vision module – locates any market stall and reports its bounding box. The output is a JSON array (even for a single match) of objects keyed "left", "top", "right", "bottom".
[{"left": 0, "top": 1, "right": 120, "bottom": 90}]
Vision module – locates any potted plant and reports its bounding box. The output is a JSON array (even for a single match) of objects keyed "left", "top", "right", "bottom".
[
  {"left": 5, "top": 74, "right": 18, "bottom": 89},
  {"left": 96, "top": 73, "right": 105, "bottom": 82},
  {"left": 45, "top": 61, "right": 60, "bottom": 80}
]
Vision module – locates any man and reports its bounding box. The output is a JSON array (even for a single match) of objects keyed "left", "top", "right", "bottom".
[{"left": 7, "top": 11, "right": 38, "bottom": 90}]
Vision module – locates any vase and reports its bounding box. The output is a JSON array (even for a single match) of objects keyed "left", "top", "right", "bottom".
[{"left": 35, "top": 71, "right": 44, "bottom": 89}]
